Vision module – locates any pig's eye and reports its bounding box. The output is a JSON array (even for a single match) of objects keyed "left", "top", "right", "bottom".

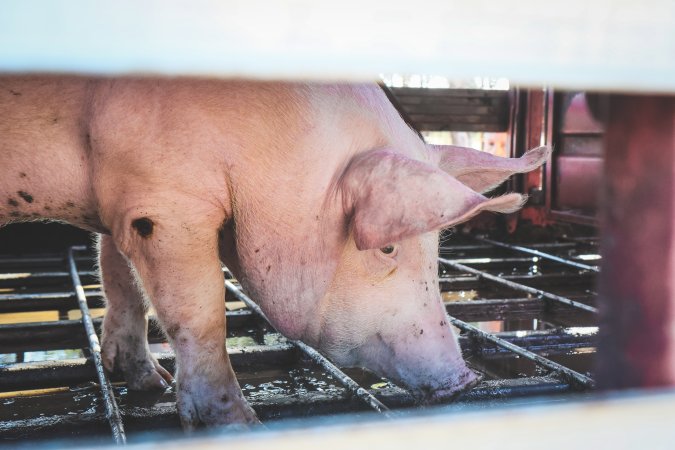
[{"left": 380, "top": 245, "right": 396, "bottom": 255}]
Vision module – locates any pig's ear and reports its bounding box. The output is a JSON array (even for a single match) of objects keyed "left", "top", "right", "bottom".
[
  {"left": 429, "top": 145, "right": 551, "bottom": 193},
  {"left": 341, "top": 149, "right": 526, "bottom": 250}
]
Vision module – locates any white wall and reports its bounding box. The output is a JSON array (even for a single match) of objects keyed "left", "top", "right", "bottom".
[{"left": 1, "top": 0, "right": 673, "bottom": 92}]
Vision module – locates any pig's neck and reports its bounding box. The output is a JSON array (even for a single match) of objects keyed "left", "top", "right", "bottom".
[
  {"left": 233, "top": 228, "right": 342, "bottom": 341},
  {"left": 223, "top": 174, "right": 349, "bottom": 341}
]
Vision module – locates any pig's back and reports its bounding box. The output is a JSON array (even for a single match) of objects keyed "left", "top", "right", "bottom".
[{"left": 0, "top": 76, "right": 98, "bottom": 226}]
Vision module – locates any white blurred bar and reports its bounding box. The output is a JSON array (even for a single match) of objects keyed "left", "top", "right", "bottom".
[
  {"left": 127, "top": 389, "right": 675, "bottom": 449},
  {"left": 1, "top": 0, "right": 674, "bottom": 92}
]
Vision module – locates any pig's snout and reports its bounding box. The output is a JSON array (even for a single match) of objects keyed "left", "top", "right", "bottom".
[
  {"left": 353, "top": 331, "right": 480, "bottom": 405},
  {"left": 418, "top": 366, "right": 481, "bottom": 404}
]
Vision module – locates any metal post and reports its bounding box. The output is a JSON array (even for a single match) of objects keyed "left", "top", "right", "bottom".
[
  {"left": 597, "top": 95, "right": 675, "bottom": 389},
  {"left": 68, "top": 246, "right": 126, "bottom": 445}
]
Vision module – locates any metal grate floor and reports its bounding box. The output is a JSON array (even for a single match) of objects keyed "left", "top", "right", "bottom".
[{"left": 0, "top": 229, "right": 600, "bottom": 445}]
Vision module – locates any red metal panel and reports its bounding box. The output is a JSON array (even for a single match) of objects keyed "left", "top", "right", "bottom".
[
  {"left": 555, "top": 156, "right": 602, "bottom": 212},
  {"left": 597, "top": 95, "right": 675, "bottom": 389},
  {"left": 518, "top": 89, "right": 555, "bottom": 227},
  {"left": 545, "top": 91, "right": 604, "bottom": 225}
]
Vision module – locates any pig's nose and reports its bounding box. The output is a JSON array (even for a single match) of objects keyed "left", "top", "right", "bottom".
[{"left": 424, "top": 368, "right": 481, "bottom": 404}]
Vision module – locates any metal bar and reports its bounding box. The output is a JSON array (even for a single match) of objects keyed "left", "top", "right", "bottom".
[
  {"left": 0, "top": 312, "right": 257, "bottom": 354},
  {"left": 560, "top": 236, "right": 600, "bottom": 244},
  {"left": 0, "top": 311, "right": 593, "bottom": 356},
  {"left": 447, "top": 315, "right": 595, "bottom": 390},
  {"left": 0, "top": 255, "right": 93, "bottom": 265},
  {"left": 224, "top": 280, "right": 394, "bottom": 417},
  {"left": 472, "top": 236, "right": 600, "bottom": 272},
  {"left": 67, "top": 246, "right": 126, "bottom": 445},
  {"left": 0, "top": 290, "right": 105, "bottom": 314},
  {"left": 439, "top": 257, "right": 598, "bottom": 314},
  {"left": 447, "top": 257, "right": 538, "bottom": 264},
  {"left": 476, "top": 329, "right": 597, "bottom": 357},
  {"left": 0, "top": 270, "right": 97, "bottom": 280},
  {"left": 0, "top": 345, "right": 296, "bottom": 392},
  {"left": 446, "top": 297, "right": 544, "bottom": 322},
  {"left": 0, "top": 290, "right": 102, "bottom": 301},
  {"left": 439, "top": 242, "right": 578, "bottom": 252},
  {"left": 440, "top": 272, "right": 594, "bottom": 286}
]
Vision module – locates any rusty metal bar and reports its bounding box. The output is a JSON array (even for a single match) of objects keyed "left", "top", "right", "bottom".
[
  {"left": 472, "top": 236, "right": 600, "bottom": 272},
  {"left": 224, "top": 280, "right": 394, "bottom": 418},
  {"left": 447, "top": 315, "right": 595, "bottom": 389},
  {"left": 67, "top": 246, "right": 126, "bottom": 445},
  {"left": 438, "top": 257, "right": 598, "bottom": 314}
]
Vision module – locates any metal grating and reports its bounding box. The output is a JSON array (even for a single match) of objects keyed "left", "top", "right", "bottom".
[{"left": 0, "top": 230, "right": 600, "bottom": 445}]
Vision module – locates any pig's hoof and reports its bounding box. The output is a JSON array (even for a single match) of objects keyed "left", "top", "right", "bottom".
[
  {"left": 101, "top": 332, "right": 173, "bottom": 391},
  {"left": 177, "top": 384, "right": 260, "bottom": 431}
]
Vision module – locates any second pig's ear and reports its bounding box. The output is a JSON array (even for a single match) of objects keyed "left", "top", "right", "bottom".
[
  {"left": 340, "top": 149, "right": 526, "bottom": 251},
  {"left": 429, "top": 145, "right": 551, "bottom": 193}
]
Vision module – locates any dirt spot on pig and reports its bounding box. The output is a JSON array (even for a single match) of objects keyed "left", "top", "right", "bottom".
[
  {"left": 7, "top": 198, "right": 19, "bottom": 207},
  {"left": 165, "top": 323, "right": 180, "bottom": 339},
  {"left": 17, "top": 191, "right": 33, "bottom": 203}
]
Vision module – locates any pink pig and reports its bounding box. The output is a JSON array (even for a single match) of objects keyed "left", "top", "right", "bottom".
[{"left": 0, "top": 77, "right": 549, "bottom": 428}]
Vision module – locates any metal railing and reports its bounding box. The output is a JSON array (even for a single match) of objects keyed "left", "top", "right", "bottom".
[
  {"left": 0, "top": 234, "right": 599, "bottom": 443},
  {"left": 438, "top": 257, "right": 598, "bottom": 314},
  {"left": 437, "top": 235, "right": 599, "bottom": 391}
]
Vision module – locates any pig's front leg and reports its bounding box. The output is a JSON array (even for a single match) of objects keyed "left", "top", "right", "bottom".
[
  {"left": 98, "top": 234, "right": 173, "bottom": 390},
  {"left": 112, "top": 211, "right": 259, "bottom": 430}
]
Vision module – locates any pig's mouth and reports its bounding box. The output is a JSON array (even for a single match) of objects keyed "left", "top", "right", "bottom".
[{"left": 412, "top": 368, "right": 481, "bottom": 405}]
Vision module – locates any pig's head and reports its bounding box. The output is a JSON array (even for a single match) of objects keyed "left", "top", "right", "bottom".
[{"left": 305, "top": 145, "right": 550, "bottom": 403}]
